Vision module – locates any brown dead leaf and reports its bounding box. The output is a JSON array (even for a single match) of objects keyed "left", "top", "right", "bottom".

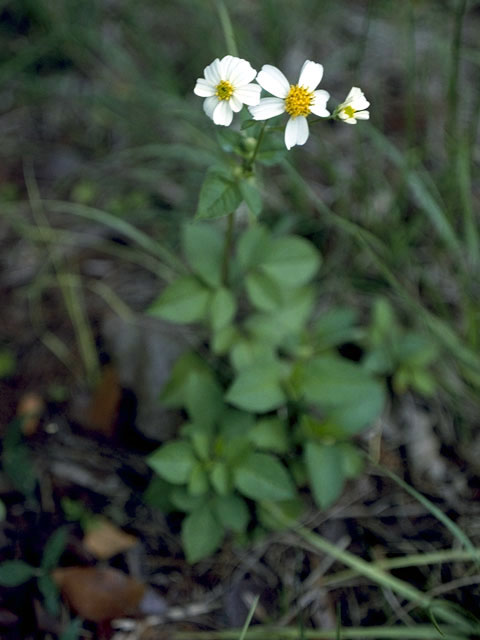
[
  {"left": 17, "top": 392, "right": 45, "bottom": 436},
  {"left": 86, "top": 365, "right": 122, "bottom": 437},
  {"left": 52, "top": 566, "right": 145, "bottom": 622},
  {"left": 84, "top": 518, "right": 138, "bottom": 560}
]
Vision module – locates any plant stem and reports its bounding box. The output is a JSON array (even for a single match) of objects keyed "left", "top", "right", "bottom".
[
  {"left": 221, "top": 211, "right": 235, "bottom": 284},
  {"left": 246, "top": 121, "right": 267, "bottom": 172},
  {"left": 215, "top": 0, "right": 239, "bottom": 57}
]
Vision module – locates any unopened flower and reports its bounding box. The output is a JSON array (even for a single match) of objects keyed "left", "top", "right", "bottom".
[
  {"left": 193, "top": 55, "right": 261, "bottom": 126},
  {"left": 336, "top": 87, "right": 370, "bottom": 124},
  {"left": 248, "top": 60, "right": 330, "bottom": 150}
]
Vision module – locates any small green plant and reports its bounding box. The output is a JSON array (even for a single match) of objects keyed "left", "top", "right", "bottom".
[
  {"left": 146, "top": 222, "right": 386, "bottom": 561},
  {"left": 0, "top": 527, "right": 68, "bottom": 616}
]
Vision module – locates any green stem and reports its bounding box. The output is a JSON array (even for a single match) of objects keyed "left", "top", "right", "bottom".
[
  {"left": 221, "top": 211, "right": 235, "bottom": 284},
  {"left": 246, "top": 121, "right": 267, "bottom": 171},
  {"left": 215, "top": 0, "right": 238, "bottom": 57}
]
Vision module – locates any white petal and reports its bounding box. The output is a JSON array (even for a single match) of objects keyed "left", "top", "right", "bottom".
[
  {"left": 345, "top": 87, "right": 370, "bottom": 110},
  {"left": 257, "top": 65, "right": 290, "bottom": 98},
  {"left": 284, "top": 116, "right": 309, "bottom": 150},
  {"left": 229, "top": 95, "right": 243, "bottom": 112},
  {"left": 219, "top": 55, "right": 234, "bottom": 76},
  {"left": 203, "top": 96, "right": 219, "bottom": 119},
  {"left": 235, "top": 83, "right": 261, "bottom": 106},
  {"left": 213, "top": 99, "right": 233, "bottom": 126},
  {"left": 204, "top": 58, "right": 221, "bottom": 85},
  {"left": 298, "top": 60, "right": 323, "bottom": 91},
  {"left": 355, "top": 110, "right": 370, "bottom": 120},
  {"left": 229, "top": 58, "right": 257, "bottom": 86},
  {"left": 194, "top": 78, "right": 215, "bottom": 97},
  {"left": 310, "top": 89, "right": 330, "bottom": 117},
  {"left": 249, "top": 97, "right": 285, "bottom": 120},
  {"left": 345, "top": 118, "right": 357, "bottom": 124}
]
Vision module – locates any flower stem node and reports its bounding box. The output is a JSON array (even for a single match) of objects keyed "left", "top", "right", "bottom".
[
  {"left": 194, "top": 55, "right": 261, "bottom": 126},
  {"left": 335, "top": 87, "right": 370, "bottom": 124},
  {"left": 248, "top": 60, "right": 330, "bottom": 150}
]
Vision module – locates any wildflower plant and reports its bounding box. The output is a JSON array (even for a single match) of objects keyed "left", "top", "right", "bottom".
[{"left": 145, "top": 12, "right": 438, "bottom": 564}]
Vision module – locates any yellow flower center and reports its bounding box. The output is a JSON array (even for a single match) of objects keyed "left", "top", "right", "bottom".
[
  {"left": 342, "top": 105, "right": 356, "bottom": 118},
  {"left": 284, "top": 84, "right": 314, "bottom": 118},
  {"left": 215, "top": 80, "right": 234, "bottom": 101}
]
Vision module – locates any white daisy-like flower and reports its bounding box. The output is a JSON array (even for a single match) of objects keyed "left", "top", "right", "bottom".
[
  {"left": 193, "top": 55, "right": 261, "bottom": 127},
  {"left": 248, "top": 60, "right": 330, "bottom": 150},
  {"left": 336, "top": 87, "right": 370, "bottom": 124}
]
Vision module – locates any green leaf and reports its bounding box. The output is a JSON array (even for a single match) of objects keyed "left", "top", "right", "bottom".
[
  {"left": 260, "top": 236, "right": 321, "bottom": 287},
  {"left": 234, "top": 453, "right": 295, "bottom": 501},
  {"left": 299, "top": 355, "right": 386, "bottom": 433},
  {"left": 245, "top": 271, "right": 283, "bottom": 312},
  {"left": 210, "top": 461, "right": 230, "bottom": 495},
  {"left": 257, "top": 498, "right": 304, "bottom": 531},
  {"left": 170, "top": 487, "right": 205, "bottom": 512},
  {"left": 41, "top": 527, "right": 68, "bottom": 571},
  {"left": 241, "top": 119, "right": 257, "bottom": 130},
  {"left": 239, "top": 178, "right": 262, "bottom": 217},
  {"left": 182, "top": 223, "right": 224, "bottom": 288},
  {"left": 0, "top": 349, "right": 15, "bottom": 378},
  {"left": 196, "top": 170, "right": 242, "bottom": 220},
  {"left": 182, "top": 422, "right": 212, "bottom": 461},
  {"left": 3, "top": 444, "right": 37, "bottom": 497},
  {"left": 248, "top": 417, "right": 289, "bottom": 454},
  {"left": 209, "top": 287, "right": 237, "bottom": 332},
  {"left": 184, "top": 369, "right": 225, "bottom": 428},
  {"left": 160, "top": 352, "right": 209, "bottom": 408},
  {"left": 148, "top": 276, "right": 210, "bottom": 324},
  {"left": 182, "top": 503, "right": 224, "bottom": 562},
  {"left": 314, "top": 308, "right": 359, "bottom": 349},
  {"left": 236, "top": 225, "right": 269, "bottom": 272},
  {"left": 305, "top": 441, "right": 345, "bottom": 509},
  {"left": 229, "top": 337, "right": 276, "bottom": 371},
  {"left": 0, "top": 560, "right": 36, "bottom": 586},
  {"left": 143, "top": 476, "right": 174, "bottom": 512},
  {"left": 188, "top": 462, "right": 209, "bottom": 496},
  {"left": 38, "top": 574, "right": 60, "bottom": 616},
  {"left": 226, "top": 362, "right": 286, "bottom": 413},
  {"left": 213, "top": 494, "right": 249, "bottom": 533},
  {"left": 211, "top": 324, "right": 239, "bottom": 355},
  {"left": 147, "top": 441, "right": 196, "bottom": 485}
]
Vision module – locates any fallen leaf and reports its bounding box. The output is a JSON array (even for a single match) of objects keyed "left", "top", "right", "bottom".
[
  {"left": 84, "top": 518, "right": 138, "bottom": 560},
  {"left": 17, "top": 392, "right": 45, "bottom": 436},
  {"left": 86, "top": 365, "right": 122, "bottom": 437},
  {"left": 52, "top": 567, "right": 145, "bottom": 622}
]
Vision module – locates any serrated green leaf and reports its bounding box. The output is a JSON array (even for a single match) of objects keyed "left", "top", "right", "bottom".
[
  {"left": 41, "top": 527, "right": 68, "bottom": 571},
  {"left": 245, "top": 271, "right": 283, "bottom": 312},
  {"left": 196, "top": 171, "right": 242, "bottom": 220},
  {"left": 230, "top": 337, "right": 276, "bottom": 371},
  {"left": 160, "top": 352, "right": 209, "bottom": 408},
  {"left": 182, "top": 223, "right": 224, "bottom": 288},
  {"left": 148, "top": 276, "right": 210, "bottom": 324},
  {"left": 170, "top": 487, "right": 205, "bottom": 512},
  {"left": 260, "top": 236, "right": 321, "bottom": 286},
  {"left": 257, "top": 498, "right": 304, "bottom": 530},
  {"left": 182, "top": 503, "right": 224, "bottom": 562},
  {"left": 226, "top": 362, "right": 286, "bottom": 413},
  {"left": 210, "top": 287, "right": 237, "bottom": 332},
  {"left": 214, "top": 494, "right": 249, "bottom": 533},
  {"left": 305, "top": 441, "right": 345, "bottom": 509},
  {"left": 147, "top": 441, "right": 196, "bottom": 484},
  {"left": 299, "top": 355, "right": 386, "bottom": 433},
  {"left": 143, "top": 476, "right": 174, "bottom": 512},
  {"left": 234, "top": 453, "right": 295, "bottom": 501},
  {"left": 0, "top": 560, "right": 36, "bottom": 586},
  {"left": 211, "top": 324, "right": 239, "bottom": 355}
]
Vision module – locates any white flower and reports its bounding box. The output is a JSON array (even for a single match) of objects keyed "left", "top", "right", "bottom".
[
  {"left": 248, "top": 60, "right": 330, "bottom": 150},
  {"left": 193, "top": 55, "right": 261, "bottom": 126},
  {"left": 336, "top": 87, "right": 370, "bottom": 124}
]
